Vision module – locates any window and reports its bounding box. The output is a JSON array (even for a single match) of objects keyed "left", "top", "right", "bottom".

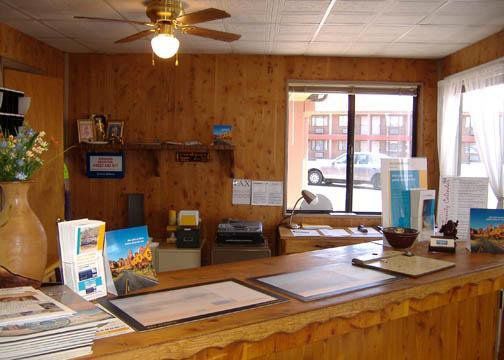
[
  {"left": 387, "top": 115, "right": 403, "bottom": 135},
  {"left": 287, "top": 83, "right": 418, "bottom": 213},
  {"left": 371, "top": 116, "right": 381, "bottom": 135},
  {"left": 310, "top": 115, "right": 329, "bottom": 134},
  {"left": 339, "top": 115, "right": 348, "bottom": 134},
  {"left": 360, "top": 116, "right": 370, "bottom": 135},
  {"left": 438, "top": 60, "right": 503, "bottom": 209}
]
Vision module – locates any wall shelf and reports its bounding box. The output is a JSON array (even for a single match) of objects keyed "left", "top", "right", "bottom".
[{"left": 77, "top": 142, "right": 235, "bottom": 178}]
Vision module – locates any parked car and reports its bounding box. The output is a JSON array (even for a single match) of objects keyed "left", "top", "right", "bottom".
[{"left": 307, "top": 152, "right": 389, "bottom": 189}]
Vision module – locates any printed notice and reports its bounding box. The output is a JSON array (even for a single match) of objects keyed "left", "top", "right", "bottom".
[
  {"left": 232, "top": 179, "right": 252, "bottom": 205},
  {"left": 252, "top": 181, "right": 283, "bottom": 206},
  {"left": 437, "top": 177, "right": 488, "bottom": 245}
]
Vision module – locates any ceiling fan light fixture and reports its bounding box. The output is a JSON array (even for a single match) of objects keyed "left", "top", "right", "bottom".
[{"left": 151, "top": 33, "right": 180, "bottom": 59}]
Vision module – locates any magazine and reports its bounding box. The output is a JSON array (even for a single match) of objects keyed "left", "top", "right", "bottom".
[
  {"left": 0, "top": 287, "right": 74, "bottom": 327},
  {"left": 381, "top": 158, "right": 428, "bottom": 228},
  {"left": 58, "top": 219, "right": 108, "bottom": 300},
  {"left": 470, "top": 208, "right": 504, "bottom": 253},
  {"left": 104, "top": 226, "right": 158, "bottom": 296}
]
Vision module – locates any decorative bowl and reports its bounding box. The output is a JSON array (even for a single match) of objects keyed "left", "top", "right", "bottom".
[{"left": 382, "top": 227, "right": 419, "bottom": 249}]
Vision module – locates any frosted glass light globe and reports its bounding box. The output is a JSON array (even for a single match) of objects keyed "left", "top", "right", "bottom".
[{"left": 151, "top": 34, "right": 180, "bottom": 59}]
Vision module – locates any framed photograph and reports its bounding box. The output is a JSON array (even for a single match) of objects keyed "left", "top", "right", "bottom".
[
  {"left": 107, "top": 121, "right": 124, "bottom": 141},
  {"left": 77, "top": 119, "right": 95, "bottom": 143}
]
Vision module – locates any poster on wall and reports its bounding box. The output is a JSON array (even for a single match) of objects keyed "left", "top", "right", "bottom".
[{"left": 86, "top": 152, "right": 125, "bottom": 178}]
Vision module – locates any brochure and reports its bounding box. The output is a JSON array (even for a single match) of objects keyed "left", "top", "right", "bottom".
[
  {"left": 104, "top": 226, "right": 158, "bottom": 296},
  {"left": 437, "top": 177, "right": 489, "bottom": 244},
  {"left": 470, "top": 208, "right": 504, "bottom": 253},
  {"left": 58, "top": 219, "right": 108, "bottom": 300},
  {"left": 381, "top": 158, "right": 428, "bottom": 228},
  {"left": 410, "top": 189, "right": 436, "bottom": 241},
  {"left": 0, "top": 287, "right": 74, "bottom": 327}
]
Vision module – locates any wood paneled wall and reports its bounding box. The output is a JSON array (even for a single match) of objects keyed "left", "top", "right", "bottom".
[
  {"left": 67, "top": 54, "right": 438, "bottom": 260},
  {"left": 440, "top": 29, "right": 504, "bottom": 78},
  {"left": 0, "top": 23, "right": 64, "bottom": 79},
  {"left": 0, "top": 23, "right": 65, "bottom": 265}
]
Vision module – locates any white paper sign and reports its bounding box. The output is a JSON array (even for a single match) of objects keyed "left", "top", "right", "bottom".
[
  {"left": 251, "top": 181, "right": 283, "bottom": 206},
  {"left": 437, "top": 177, "right": 488, "bottom": 245},
  {"left": 232, "top": 179, "right": 252, "bottom": 205}
]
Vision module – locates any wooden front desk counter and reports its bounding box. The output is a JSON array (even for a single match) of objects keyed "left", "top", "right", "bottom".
[{"left": 88, "top": 242, "right": 504, "bottom": 359}]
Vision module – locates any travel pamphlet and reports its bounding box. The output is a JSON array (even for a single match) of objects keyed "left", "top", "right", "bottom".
[
  {"left": 104, "top": 225, "right": 158, "bottom": 296},
  {"left": 410, "top": 189, "right": 436, "bottom": 241},
  {"left": 470, "top": 208, "right": 504, "bottom": 253},
  {"left": 437, "top": 177, "right": 489, "bottom": 244},
  {"left": 381, "top": 158, "right": 428, "bottom": 228},
  {"left": 58, "top": 219, "right": 108, "bottom": 300}
]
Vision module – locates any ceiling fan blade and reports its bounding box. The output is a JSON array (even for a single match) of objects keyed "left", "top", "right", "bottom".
[
  {"left": 74, "top": 16, "right": 154, "bottom": 27},
  {"left": 176, "top": 8, "right": 230, "bottom": 25},
  {"left": 115, "top": 29, "right": 155, "bottom": 43},
  {"left": 184, "top": 27, "right": 241, "bottom": 42}
]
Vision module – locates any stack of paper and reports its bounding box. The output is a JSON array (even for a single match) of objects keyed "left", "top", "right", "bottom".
[
  {"left": 0, "top": 286, "right": 112, "bottom": 360},
  {"left": 58, "top": 219, "right": 107, "bottom": 300}
]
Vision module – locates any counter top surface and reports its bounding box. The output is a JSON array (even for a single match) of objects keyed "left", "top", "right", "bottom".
[{"left": 90, "top": 241, "right": 504, "bottom": 359}]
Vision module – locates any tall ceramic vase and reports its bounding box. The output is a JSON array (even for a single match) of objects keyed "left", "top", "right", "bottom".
[{"left": 0, "top": 181, "right": 47, "bottom": 288}]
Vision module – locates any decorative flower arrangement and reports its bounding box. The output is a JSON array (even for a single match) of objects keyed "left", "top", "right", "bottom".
[{"left": 0, "top": 126, "right": 49, "bottom": 181}]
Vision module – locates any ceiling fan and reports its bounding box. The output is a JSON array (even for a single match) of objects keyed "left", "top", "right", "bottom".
[{"left": 74, "top": 0, "right": 241, "bottom": 60}]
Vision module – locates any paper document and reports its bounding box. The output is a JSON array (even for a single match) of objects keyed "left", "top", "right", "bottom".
[
  {"left": 348, "top": 227, "right": 382, "bottom": 237},
  {"left": 232, "top": 179, "right": 252, "bottom": 205},
  {"left": 0, "top": 287, "right": 74, "bottom": 326},
  {"left": 290, "top": 229, "right": 321, "bottom": 237},
  {"left": 255, "top": 263, "right": 397, "bottom": 301},
  {"left": 102, "top": 280, "right": 284, "bottom": 330},
  {"left": 437, "top": 177, "right": 488, "bottom": 244},
  {"left": 251, "top": 181, "right": 283, "bottom": 206},
  {"left": 319, "top": 228, "right": 350, "bottom": 237}
]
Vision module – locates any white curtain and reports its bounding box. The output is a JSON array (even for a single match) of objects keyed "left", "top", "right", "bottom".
[
  {"left": 463, "top": 61, "right": 504, "bottom": 208},
  {"left": 437, "top": 79, "right": 463, "bottom": 176}
]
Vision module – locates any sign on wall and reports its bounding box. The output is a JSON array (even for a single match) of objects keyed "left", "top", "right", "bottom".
[{"left": 86, "top": 152, "right": 125, "bottom": 179}]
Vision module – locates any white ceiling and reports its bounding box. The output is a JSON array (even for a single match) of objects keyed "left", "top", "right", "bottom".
[{"left": 0, "top": 0, "right": 502, "bottom": 58}]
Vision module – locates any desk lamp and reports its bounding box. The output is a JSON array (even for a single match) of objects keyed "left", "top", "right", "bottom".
[{"left": 288, "top": 190, "right": 318, "bottom": 229}]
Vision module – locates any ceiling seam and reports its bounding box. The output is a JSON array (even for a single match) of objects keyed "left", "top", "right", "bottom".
[
  {"left": 391, "top": 0, "right": 451, "bottom": 45},
  {"left": 306, "top": 0, "right": 339, "bottom": 55}
]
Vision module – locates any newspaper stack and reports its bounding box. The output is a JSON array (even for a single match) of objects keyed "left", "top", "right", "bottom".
[{"left": 0, "top": 286, "right": 112, "bottom": 360}]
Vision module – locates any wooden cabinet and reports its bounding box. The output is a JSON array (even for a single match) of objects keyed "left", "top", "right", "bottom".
[{"left": 278, "top": 226, "right": 380, "bottom": 255}]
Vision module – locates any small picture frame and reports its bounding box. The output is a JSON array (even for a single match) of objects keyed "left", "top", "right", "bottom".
[
  {"left": 77, "top": 119, "right": 95, "bottom": 143},
  {"left": 91, "top": 114, "right": 107, "bottom": 142},
  {"left": 107, "top": 121, "right": 124, "bottom": 143}
]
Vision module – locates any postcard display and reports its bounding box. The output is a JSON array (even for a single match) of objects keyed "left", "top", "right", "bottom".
[
  {"left": 58, "top": 219, "right": 108, "bottom": 300},
  {"left": 381, "top": 158, "right": 428, "bottom": 229}
]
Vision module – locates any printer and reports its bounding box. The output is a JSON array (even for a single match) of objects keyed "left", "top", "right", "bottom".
[{"left": 216, "top": 220, "right": 264, "bottom": 245}]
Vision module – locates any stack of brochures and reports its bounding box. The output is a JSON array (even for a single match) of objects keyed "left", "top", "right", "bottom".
[
  {"left": 58, "top": 219, "right": 108, "bottom": 300},
  {"left": 0, "top": 286, "right": 113, "bottom": 359}
]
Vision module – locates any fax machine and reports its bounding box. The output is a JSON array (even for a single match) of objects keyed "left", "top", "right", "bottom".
[{"left": 216, "top": 220, "right": 264, "bottom": 245}]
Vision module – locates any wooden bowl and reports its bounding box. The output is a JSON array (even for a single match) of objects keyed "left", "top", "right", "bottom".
[{"left": 382, "top": 227, "right": 419, "bottom": 249}]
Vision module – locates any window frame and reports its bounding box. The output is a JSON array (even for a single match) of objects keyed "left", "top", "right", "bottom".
[{"left": 285, "top": 81, "right": 420, "bottom": 215}]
